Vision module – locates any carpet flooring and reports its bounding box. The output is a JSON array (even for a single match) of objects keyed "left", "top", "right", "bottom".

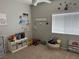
[{"left": 1, "top": 45, "right": 79, "bottom": 59}]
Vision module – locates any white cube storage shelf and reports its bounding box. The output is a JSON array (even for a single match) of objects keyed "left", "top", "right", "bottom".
[
  {"left": 8, "top": 37, "right": 28, "bottom": 53},
  {"left": 52, "top": 12, "right": 79, "bottom": 35}
]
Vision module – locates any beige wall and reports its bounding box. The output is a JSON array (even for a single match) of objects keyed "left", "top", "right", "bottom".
[
  {"left": 0, "top": 0, "right": 31, "bottom": 50},
  {"left": 31, "top": 0, "right": 79, "bottom": 48},
  {"left": 0, "top": 0, "right": 31, "bottom": 37}
]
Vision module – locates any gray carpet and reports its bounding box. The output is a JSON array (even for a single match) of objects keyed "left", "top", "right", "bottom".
[{"left": 1, "top": 45, "right": 79, "bottom": 59}]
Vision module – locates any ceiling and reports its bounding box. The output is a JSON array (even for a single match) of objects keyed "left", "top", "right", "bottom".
[
  {"left": 15, "top": 0, "right": 54, "bottom": 5},
  {"left": 16, "top": 0, "right": 32, "bottom": 5},
  {"left": 15, "top": 0, "right": 54, "bottom": 6}
]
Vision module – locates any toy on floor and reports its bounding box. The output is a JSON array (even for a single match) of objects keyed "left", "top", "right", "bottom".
[
  {"left": 32, "top": 38, "right": 40, "bottom": 46},
  {"left": 47, "top": 37, "right": 61, "bottom": 48},
  {"left": 27, "top": 38, "right": 33, "bottom": 46}
]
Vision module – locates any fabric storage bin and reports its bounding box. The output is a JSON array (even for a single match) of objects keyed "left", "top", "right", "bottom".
[
  {"left": 21, "top": 38, "right": 27, "bottom": 46},
  {"left": 11, "top": 45, "right": 17, "bottom": 51},
  {"left": 68, "top": 39, "right": 79, "bottom": 53},
  {"left": 0, "top": 50, "right": 4, "bottom": 58},
  {"left": 10, "top": 42, "right": 17, "bottom": 51},
  {"left": 0, "top": 37, "right": 3, "bottom": 45},
  {"left": 0, "top": 44, "right": 3, "bottom": 50},
  {"left": 22, "top": 40, "right": 27, "bottom": 46},
  {"left": 17, "top": 42, "right": 22, "bottom": 49},
  {"left": 0, "top": 39, "right": 3, "bottom": 44}
]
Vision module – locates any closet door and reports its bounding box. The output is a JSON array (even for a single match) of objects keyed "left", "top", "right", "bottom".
[
  {"left": 71, "top": 14, "right": 79, "bottom": 35},
  {"left": 52, "top": 15, "right": 64, "bottom": 33},
  {"left": 64, "top": 14, "right": 72, "bottom": 34}
]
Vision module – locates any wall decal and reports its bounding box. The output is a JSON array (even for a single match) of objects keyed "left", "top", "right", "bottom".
[
  {"left": 73, "top": 3, "right": 76, "bottom": 6},
  {"left": 57, "top": 1, "right": 77, "bottom": 11},
  {"left": 64, "top": 6, "right": 68, "bottom": 10},
  {"left": 69, "top": 2, "right": 72, "bottom": 5},
  {"left": 64, "top": 1, "right": 66, "bottom": 3},
  {"left": 59, "top": 3, "right": 62, "bottom": 6},
  {"left": 66, "top": 4, "right": 68, "bottom": 7},
  {"left": 58, "top": 7, "right": 61, "bottom": 10}
]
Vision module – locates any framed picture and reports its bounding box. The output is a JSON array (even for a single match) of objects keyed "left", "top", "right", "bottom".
[{"left": 0, "top": 13, "right": 7, "bottom": 25}]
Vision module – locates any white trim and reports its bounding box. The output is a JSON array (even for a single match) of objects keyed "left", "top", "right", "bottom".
[
  {"left": 52, "top": 12, "right": 79, "bottom": 16},
  {"left": 12, "top": 45, "right": 28, "bottom": 53}
]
